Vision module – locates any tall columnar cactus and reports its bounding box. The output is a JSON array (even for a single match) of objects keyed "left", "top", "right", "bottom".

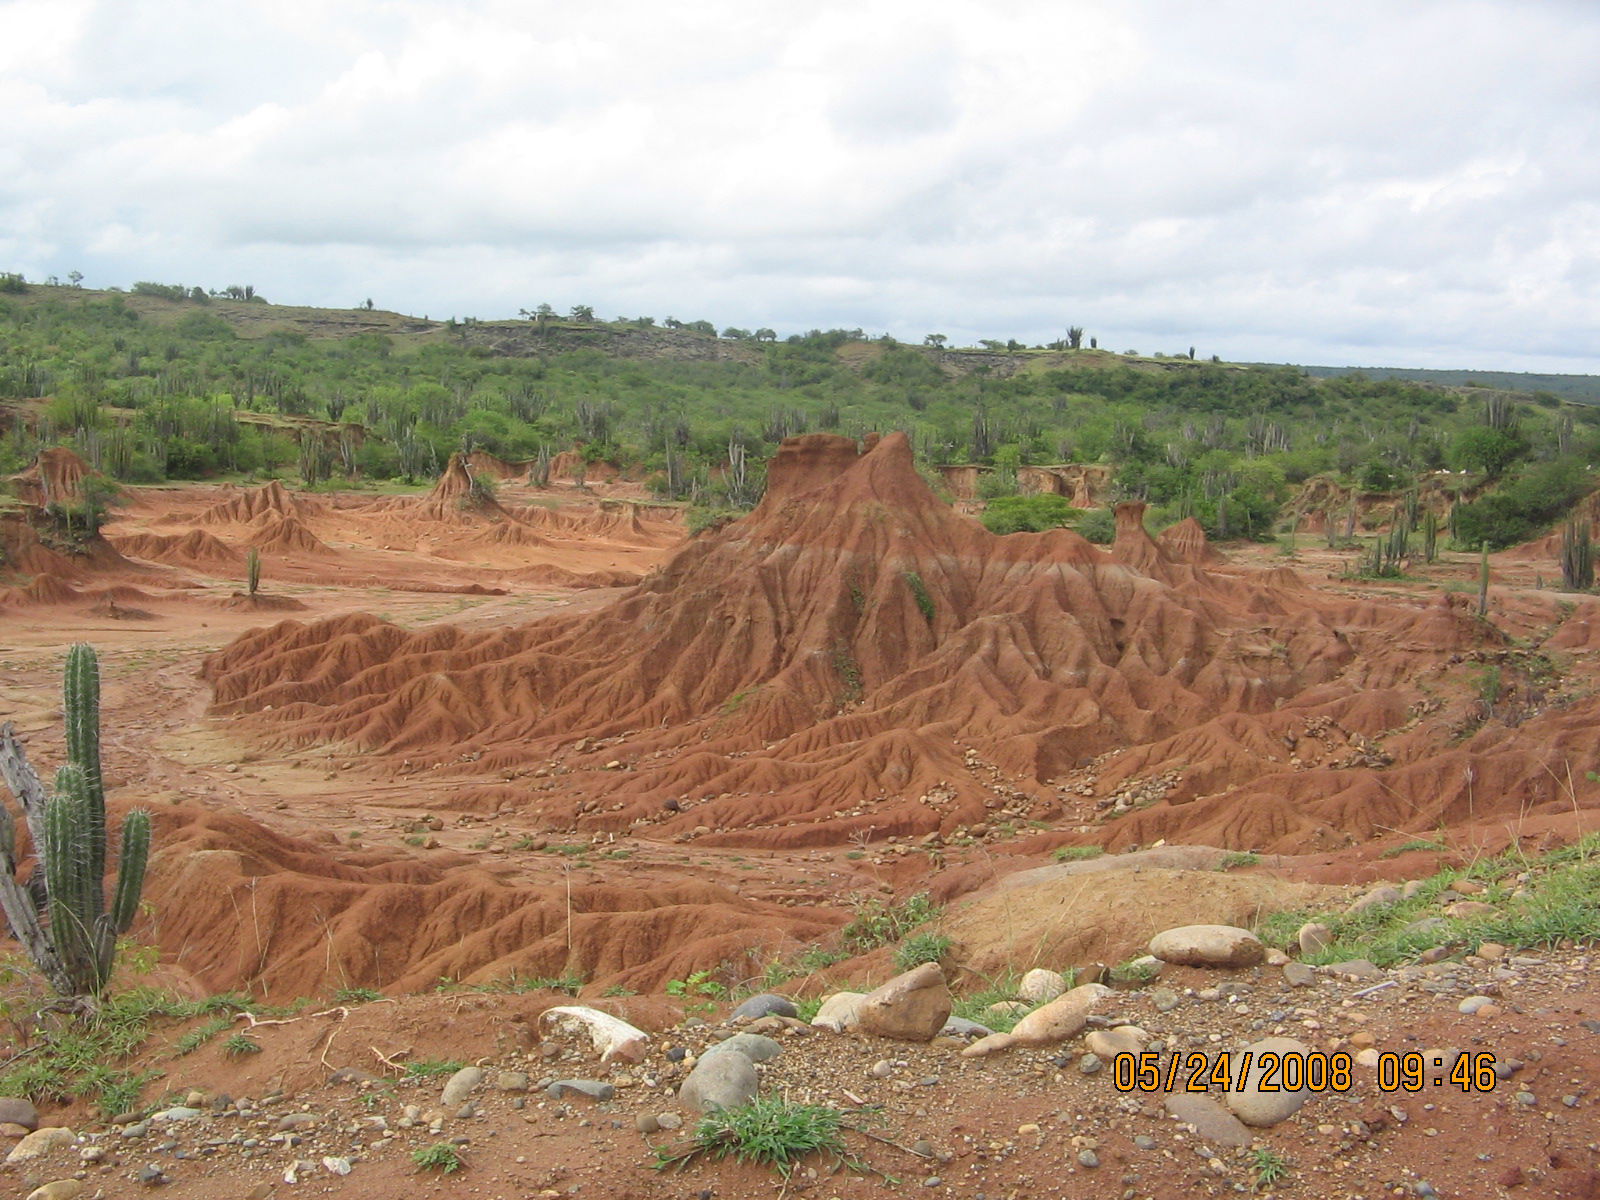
[
  {"left": 1562, "top": 519, "right": 1594, "bottom": 591},
  {"left": 1478, "top": 542, "right": 1491, "bottom": 617},
  {"left": 1422, "top": 510, "right": 1439, "bottom": 564},
  {"left": 0, "top": 644, "right": 152, "bottom": 1000},
  {"left": 246, "top": 547, "right": 261, "bottom": 597}
]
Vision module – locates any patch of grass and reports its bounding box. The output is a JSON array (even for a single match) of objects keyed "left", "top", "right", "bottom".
[
  {"left": 893, "top": 932, "right": 953, "bottom": 971},
  {"left": 1218, "top": 851, "right": 1261, "bottom": 871},
  {"left": 333, "top": 986, "right": 383, "bottom": 1004},
  {"left": 1256, "top": 833, "right": 1600, "bottom": 966},
  {"left": 655, "top": 1096, "right": 854, "bottom": 1178},
  {"left": 1052, "top": 845, "right": 1103, "bottom": 862},
  {"left": 223, "top": 1033, "right": 261, "bottom": 1057},
  {"left": 172, "top": 1015, "right": 233, "bottom": 1056},
  {"left": 1250, "top": 1146, "right": 1290, "bottom": 1189},
  {"left": 666, "top": 970, "right": 727, "bottom": 1002},
  {"left": 412, "top": 1142, "right": 465, "bottom": 1174},
  {"left": 1109, "top": 957, "right": 1161, "bottom": 985},
  {"left": 948, "top": 969, "right": 1027, "bottom": 1032},
  {"left": 402, "top": 1059, "right": 467, "bottom": 1079},
  {"left": 841, "top": 891, "right": 941, "bottom": 954},
  {"left": 600, "top": 984, "right": 636, "bottom": 998},
  {"left": 1381, "top": 838, "right": 1448, "bottom": 859},
  {"left": 904, "top": 571, "right": 935, "bottom": 621}
]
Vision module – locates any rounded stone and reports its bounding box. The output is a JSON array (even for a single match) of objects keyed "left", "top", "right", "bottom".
[
  {"left": 1149, "top": 925, "right": 1265, "bottom": 968},
  {"left": 1225, "top": 1037, "right": 1314, "bottom": 1127}
]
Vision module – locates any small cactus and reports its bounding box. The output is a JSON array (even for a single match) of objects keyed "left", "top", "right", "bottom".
[
  {"left": 1561, "top": 518, "right": 1594, "bottom": 591},
  {"left": 1478, "top": 542, "right": 1491, "bottom": 617},
  {"left": 0, "top": 644, "right": 153, "bottom": 1000}
]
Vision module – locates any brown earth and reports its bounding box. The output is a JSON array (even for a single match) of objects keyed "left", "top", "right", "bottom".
[{"left": 1, "top": 437, "right": 1598, "bottom": 1199}]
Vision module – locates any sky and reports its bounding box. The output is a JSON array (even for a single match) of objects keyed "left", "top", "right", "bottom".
[{"left": 2, "top": 0, "right": 1598, "bottom": 373}]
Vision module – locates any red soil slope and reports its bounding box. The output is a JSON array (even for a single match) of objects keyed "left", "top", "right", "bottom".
[{"left": 203, "top": 433, "right": 1598, "bottom": 857}]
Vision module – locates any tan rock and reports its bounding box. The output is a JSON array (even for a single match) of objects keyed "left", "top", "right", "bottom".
[
  {"left": 960, "top": 1032, "right": 1018, "bottom": 1057},
  {"left": 1085, "top": 1025, "right": 1150, "bottom": 1059},
  {"left": 5, "top": 1126, "right": 75, "bottom": 1164},
  {"left": 1010, "top": 983, "right": 1112, "bottom": 1046},
  {"left": 856, "top": 963, "right": 952, "bottom": 1042},
  {"left": 1297, "top": 922, "right": 1333, "bottom": 956},
  {"left": 26, "top": 1182, "right": 85, "bottom": 1200},
  {"left": 1149, "top": 925, "right": 1264, "bottom": 968},
  {"left": 810, "top": 991, "right": 867, "bottom": 1033},
  {"left": 1446, "top": 900, "right": 1498, "bottom": 919}
]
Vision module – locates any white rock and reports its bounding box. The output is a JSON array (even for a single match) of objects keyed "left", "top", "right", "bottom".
[
  {"left": 1017, "top": 968, "right": 1066, "bottom": 1005},
  {"left": 540, "top": 1006, "right": 650, "bottom": 1063},
  {"left": 810, "top": 991, "right": 867, "bottom": 1033}
]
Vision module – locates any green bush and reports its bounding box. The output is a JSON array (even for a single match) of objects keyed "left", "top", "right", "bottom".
[
  {"left": 1075, "top": 507, "right": 1116, "bottom": 543},
  {"left": 980, "top": 493, "right": 1081, "bottom": 534},
  {"left": 1453, "top": 458, "right": 1592, "bottom": 549}
]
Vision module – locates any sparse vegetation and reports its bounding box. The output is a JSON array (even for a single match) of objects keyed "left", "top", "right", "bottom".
[
  {"left": 222, "top": 1032, "right": 261, "bottom": 1057},
  {"left": 841, "top": 891, "right": 941, "bottom": 954},
  {"left": 1052, "top": 845, "right": 1103, "bottom": 862},
  {"left": 893, "top": 931, "right": 953, "bottom": 970},
  {"left": 412, "top": 1142, "right": 465, "bottom": 1174},
  {"left": 654, "top": 1096, "right": 854, "bottom": 1178}
]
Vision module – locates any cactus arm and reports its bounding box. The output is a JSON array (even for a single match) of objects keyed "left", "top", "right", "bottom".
[{"left": 110, "top": 810, "right": 151, "bottom": 935}]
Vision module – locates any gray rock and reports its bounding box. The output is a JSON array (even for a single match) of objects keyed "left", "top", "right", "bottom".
[
  {"left": 701, "top": 1033, "right": 783, "bottom": 1064},
  {"left": 1282, "top": 962, "right": 1316, "bottom": 988},
  {"left": 1164, "top": 1093, "right": 1253, "bottom": 1148},
  {"left": 730, "top": 994, "right": 797, "bottom": 1021},
  {"left": 545, "top": 1079, "right": 616, "bottom": 1102},
  {"left": 655, "top": 1112, "right": 683, "bottom": 1130},
  {"left": 150, "top": 1107, "right": 201, "bottom": 1122},
  {"left": 1458, "top": 995, "right": 1496, "bottom": 1015},
  {"left": 1347, "top": 885, "right": 1402, "bottom": 914},
  {"left": 1226, "top": 1036, "right": 1313, "bottom": 1127},
  {"left": 1324, "top": 959, "right": 1384, "bottom": 980},
  {"left": 939, "top": 1016, "right": 994, "bottom": 1039},
  {"left": 1151, "top": 988, "right": 1180, "bottom": 1013},
  {"left": 495, "top": 1071, "right": 530, "bottom": 1092},
  {"left": 679, "top": 1051, "right": 758, "bottom": 1112},
  {"left": 0, "top": 1098, "right": 39, "bottom": 1131},
  {"left": 439, "top": 1066, "right": 485, "bottom": 1108},
  {"left": 1148, "top": 925, "right": 1265, "bottom": 968},
  {"left": 1077, "top": 1149, "right": 1099, "bottom": 1168}
]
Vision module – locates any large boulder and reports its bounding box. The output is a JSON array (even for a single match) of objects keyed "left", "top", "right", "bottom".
[
  {"left": 1148, "top": 924, "right": 1265, "bottom": 968},
  {"left": 855, "top": 963, "right": 952, "bottom": 1042}
]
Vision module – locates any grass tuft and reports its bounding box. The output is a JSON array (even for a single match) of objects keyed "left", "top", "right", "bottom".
[{"left": 655, "top": 1096, "right": 853, "bottom": 1177}]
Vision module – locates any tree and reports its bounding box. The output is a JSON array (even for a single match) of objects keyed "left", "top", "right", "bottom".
[
  {"left": 754, "top": 328, "right": 777, "bottom": 342},
  {"left": 924, "top": 333, "right": 948, "bottom": 349},
  {"left": 67, "top": 270, "right": 83, "bottom": 288},
  {"left": 364, "top": 298, "right": 375, "bottom": 311},
  {"left": 1451, "top": 426, "right": 1529, "bottom": 477},
  {"left": 570, "top": 304, "right": 593, "bottom": 322},
  {"left": 721, "top": 327, "right": 751, "bottom": 340},
  {"left": 1066, "top": 326, "right": 1084, "bottom": 349}
]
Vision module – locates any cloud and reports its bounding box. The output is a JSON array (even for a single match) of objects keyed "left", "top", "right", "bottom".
[{"left": 1, "top": 0, "right": 1597, "bottom": 372}]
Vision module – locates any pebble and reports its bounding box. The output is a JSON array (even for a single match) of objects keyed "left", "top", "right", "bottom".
[
  {"left": 1458, "top": 995, "right": 1497, "bottom": 1015},
  {"left": 1077, "top": 1149, "right": 1100, "bottom": 1168}
]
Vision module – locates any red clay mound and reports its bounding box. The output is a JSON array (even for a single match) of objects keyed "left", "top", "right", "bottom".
[
  {"left": 137, "top": 803, "right": 839, "bottom": 1000},
  {"left": 197, "top": 480, "right": 313, "bottom": 525},
  {"left": 203, "top": 433, "right": 1578, "bottom": 854},
  {"left": 1156, "top": 516, "right": 1226, "bottom": 564},
  {"left": 416, "top": 453, "right": 515, "bottom": 522},
  {"left": 248, "top": 515, "right": 331, "bottom": 555},
  {"left": 113, "top": 529, "right": 242, "bottom": 570},
  {"left": 9, "top": 446, "right": 93, "bottom": 508}
]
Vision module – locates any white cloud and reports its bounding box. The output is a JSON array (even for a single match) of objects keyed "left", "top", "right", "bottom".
[{"left": 0, "top": 0, "right": 1597, "bottom": 371}]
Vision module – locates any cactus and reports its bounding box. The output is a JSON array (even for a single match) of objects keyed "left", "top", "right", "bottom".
[
  {"left": 246, "top": 547, "right": 261, "bottom": 597},
  {"left": 1422, "top": 510, "right": 1438, "bottom": 564},
  {"left": 1561, "top": 518, "right": 1594, "bottom": 591},
  {"left": 0, "top": 644, "right": 152, "bottom": 1000},
  {"left": 1478, "top": 542, "right": 1491, "bottom": 617}
]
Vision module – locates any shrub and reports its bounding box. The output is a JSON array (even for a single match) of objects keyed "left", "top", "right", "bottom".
[{"left": 981, "top": 493, "right": 1081, "bottom": 534}]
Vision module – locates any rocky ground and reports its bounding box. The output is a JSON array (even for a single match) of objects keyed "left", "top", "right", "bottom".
[{"left": 3, "top": 927, "right": 1597, "bottom": 1200}]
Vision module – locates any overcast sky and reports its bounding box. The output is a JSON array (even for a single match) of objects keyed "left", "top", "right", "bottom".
[{"left": 3, "top": 0, "right": 1597, "bottom": 372}]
